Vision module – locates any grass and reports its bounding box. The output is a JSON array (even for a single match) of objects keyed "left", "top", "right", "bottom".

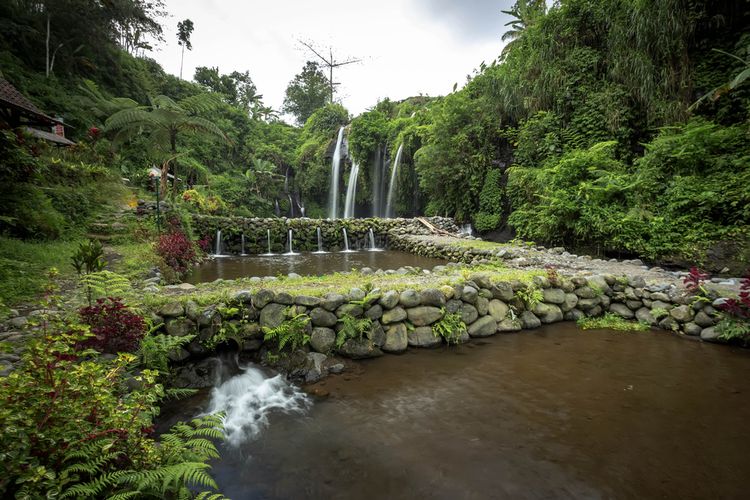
[
  {"left": 577, "top": 313, "right": 650, "bottom": 332},
  {"left": 0, "top": 236, "right": 81, "bottom": 311},
  {"left": 109, "top": 241, "right": 159, "bottom": 279}
]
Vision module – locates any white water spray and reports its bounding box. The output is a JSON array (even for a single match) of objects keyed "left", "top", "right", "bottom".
[
  {"left": 385, "top": 143, "right": 403, "bottom": 218},
  {"left": 205, "top": 365, "right": 309, "bottom": 447},
  {"left": 343, "top": 162, "right": 360, "bottom": 219},
  {"left": 328, "top": 127, "right": 345, "bottom": 219}
]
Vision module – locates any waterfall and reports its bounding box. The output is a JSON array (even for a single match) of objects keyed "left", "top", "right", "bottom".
[
  {"left": 385, "top": 143, "right": 403, "bottom": 218},
  {"left": 367, "top": 228, "right": 382, "bottom": 251},
  {"left": 343, "top": 162, "right": 360, "bottom": 219},
  {"left": 284, "top": 229, "right": 298, "bottom": 255},
  {"left": 341, "top": 227, "right": 353, "bottom": 253},
  {"left": 214, "top": 229, "right": 223, "bottom": 256},
  {"left": 205, "top": 360, "right": 310, "bottom": 447},
  {"left": 261, "top": 229, "right": 274, "bottom": 256},
  {"left": 313, "top": 227, "right": 326, "bottom": 254},
  {"left": 274, "top": 199, "right": 281, "bottom": 217},
  {"left": 240, "top": 233, "right": 247, "bottom": 256},
  {"left": 287, "top": 193, "right": 294, "bottom": 218},
  {"left": 328, "top": 126, "right": 345, "bottom": 219},
  {"left": 372, "top": 145, "right": 385, "bottom": 217}
]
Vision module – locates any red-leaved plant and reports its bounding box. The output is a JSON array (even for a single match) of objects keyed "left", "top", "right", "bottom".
[
  {"left": 78, "top": 297, "right": 145, "bottom": 353},
  {"left": 155, "top": 230, "right": 196, "bottom": 275},
  {"left": 719, "top": 270, "right": 750, "bottom": 319},
  {"left": 683, "top": 266, "right": 710, "bottom": 293},
  {"left": 196, "top": 236, "right": 210, "bottom": 253}
]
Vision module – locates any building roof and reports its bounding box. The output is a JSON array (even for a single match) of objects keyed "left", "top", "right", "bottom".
[
  {"left": 24, "top": 126, "right": 75, "bottom": 146},
  {"left": 0, "top": 76, "right": 64, "bottom": 126}
]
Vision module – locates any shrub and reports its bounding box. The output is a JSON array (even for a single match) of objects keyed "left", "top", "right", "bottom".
[
  {"left": 717, "top": 269, "right": 750, "bottom": 343},
  {"left": 155, "top": 231, "right": 197, "bottom": 275},
  {"left": 78, "top": 297, "right": 145, "bottom": 354},
  {"left": 577, "top": 313, "right": 649, "bottom": 332},
  {"left": 262, "top": 312, "right": 311, "bottom": 356},
  {"left": 336, "top": 314, "right": 373, "bottom": 349},
  {"left": 432, "top": 311, "right": 466, "bottom": 345},
  {"left": 683, "top": 267, "right": 710, "bottom": 294},
  {"left": 473, "top": 212, "right": 501, "bottom": 232}
]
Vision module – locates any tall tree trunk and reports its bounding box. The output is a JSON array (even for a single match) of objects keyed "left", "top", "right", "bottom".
[
  {"left": 45, "top": 12, "right": 50, "bottom": 77},
  {"left": 180, "top": 44, "right": 185, "bottom": 79}
]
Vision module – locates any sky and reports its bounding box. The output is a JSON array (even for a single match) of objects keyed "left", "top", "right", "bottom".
[{"left": 150, "top": 0, "right": 515, "bottom": 119}]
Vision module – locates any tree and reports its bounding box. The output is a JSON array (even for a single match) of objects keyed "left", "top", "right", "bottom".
[
  {"left": 298, "top": 41, "right": 360, "bottom": 103},
  {"left": 103, "top": 93, "right": 227, "bottom": 196},
  {"left": 177, "top": 18, "right": 194, "bottom": 79},
  {"left": 500, "top": 0, "right": 546, "bottom": 59},
  {"left": 282, "top": 61, "right": 330, "bottom": 125},
  {"left": 194, "top": 66, "right": 263, "bottom": 113}
]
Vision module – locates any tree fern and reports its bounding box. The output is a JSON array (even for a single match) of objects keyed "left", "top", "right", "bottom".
[{"left": 80, "top": 270, "right": 133, "bottom": 303}]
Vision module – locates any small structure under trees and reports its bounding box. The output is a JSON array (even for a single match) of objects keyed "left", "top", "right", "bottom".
[{"left": 0, "top": 76, "right": 74, "bottom": 146}]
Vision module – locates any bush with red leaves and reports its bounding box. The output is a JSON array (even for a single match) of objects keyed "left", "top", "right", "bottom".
[
  {"left": 683, "top": 266, "right": 710, "bottom": 293},
  {"left": 719, "top": 270, "right": 750, "bottom": 320},
  {"left": 78, "top": 297, "right": 145, "bottom": 353},
  {"left": 155, "top": 230, "right": 197, "bottom": 275},
  {"left": 196, "top": 236, "right": 210, "bottom": 253}
]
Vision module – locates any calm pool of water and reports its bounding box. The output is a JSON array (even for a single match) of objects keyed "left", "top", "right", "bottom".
[
  {"left": 185, "top": 250, "right": 448, "bottom": 283},
  {"left": 164, "top": 324, "right": 750, "bottom": 499}
]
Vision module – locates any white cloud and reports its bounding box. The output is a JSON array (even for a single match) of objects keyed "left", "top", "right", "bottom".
[{"left": 151, "top": 0, "right": 514, "bottom": 118}]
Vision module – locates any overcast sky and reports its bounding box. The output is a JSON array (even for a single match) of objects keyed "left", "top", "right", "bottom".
[{"left": 150, "top": 0, "right": 515, "bottom": 119}]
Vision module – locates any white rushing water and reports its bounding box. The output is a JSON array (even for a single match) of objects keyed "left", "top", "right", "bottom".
[
  {"left": 214, "top": 229, "right": 223, "bottom": 256},
  {"left": 343, "top": 162, "right": 360, "bottom": 219},
  {"left": 385, "top": 143, "right": 403, "bottom": 218},
  {"left": 206, "top": 365, "right": 310, "bottom": 447},
  {"left": 328, "top": 126, "right": 346, "bottom": 219}
]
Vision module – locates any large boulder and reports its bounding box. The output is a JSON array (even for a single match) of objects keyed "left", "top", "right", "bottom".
[
  {"left": 635, "top": 307, "right": 657, "bottom": 326},
  {"left": 379, "top": 290, "right": 400, "bottom": 309},
  {"left": 497, "top": 318, "right": 522, "bottom": 332},
  {"left": 700, "top": 326, "right": 721, "bottom": 343},
  {"left": 488, "top": 300, "right": 509, "bottom": 322},
  {"left": 462, "top": 286, "right": 478, "bottom": 304},
  {"left": 492, "top": 282, "right": 514, "bottom": 302},
  {"left": 338, "top": 338, "right": 383, "bottom": 359},
  {"left": 609, "top": 303, "right": 635, "bottom": 319},
  {"left": 382, "top": 306, "right": 407, "bottom": 324},
  {"left": 561, "top": 293, "right": 579, "bottom": 312},
  {"left": 574, "top": 286, "right": 597, "bottom": 299},
  {"left": 406, "top": 306, "right": 444, "bottom": 327},
  {"left": 166, "top": 318, "right": 196, "bottom": 337},
  {"left": 310, "top": 327, "right": 336, "bottom": 353},
  {"left": 520, "top": 311, "right": 541, "bottom": 329},
  {"left": 461, "top": 303, "right": 479, "bottom": 324},
  {"left": 310, "top": 307, "right": 337, "bottom": 327},
  {"left": 383, "top": 323, "right": 408, "bottom": 353},
  {"left": 159, "top": 302, "right": 185, "bottom": 318},
  {"left": 467, "top": 316, "right": 497, "bottom": 337},
  {"left": 534, "top": 303, "right": 563, "bottom": 324},
  {"left": 446, "top": 299, "right": 463, "bottom": 314},
  {"left": 408, "top": 326, "right": 442, "bottom": 347},
  {"left": 542, "top": 288, "right": 566, "bottom": 305},
  {"left": 336, "top": 303, "right": 364, "bottom": 318},
  {"left": 669, "top": 305, "right": 694, "bottom": 323},
  {"left": 365, "top": 304, "right": 384, "bottom": 320},
  {"left": 399, "top": 289, "right": 421, "bottom": 308},
  {"left": 694, "top": 311, "right": 715, "bottom": 328},
  {"left": 253, "top": 289, "right": 275, "bottom": 309},
  {"left": 259, "top": 303, "right": 287, "bottom": 329},
  {"left": 321, "top": 293, "right": 346, "bottom": 312},
  {"left": 420, "top": 288, "right": 446, "bottom": 307},
  {"left": 295, "top": 295, "right": 321, "bottom": 307}
]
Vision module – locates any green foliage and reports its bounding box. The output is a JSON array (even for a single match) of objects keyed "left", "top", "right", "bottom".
[
  {"left": 515, "top": 286, "right": 544, "bottom": 309},
  {"left": 80, "top": 270, "right": 133, "bottom": 306},
  {"left": 138, "top": 331, "right": 195, "bottom": 375},
  {"left": 283, "top": 61, "right": 331, "bottom": 125},
  {"left": 335, "top": 314, "right": 373, "bottom": 349},
  {"left": 577, "top": 313, "right": 649, "bottom": 332},
  {"left": 716, "top": 317, "right": 750, "bottom": 344},
  {"left": 431, "top": 310, "right": 466, "bottom": 345},
  {"left": 262, "top": 312, "right": 311, "bottom": 354},
  {"left": 71, "top": 239, "right": 106, "bottom": 275}
]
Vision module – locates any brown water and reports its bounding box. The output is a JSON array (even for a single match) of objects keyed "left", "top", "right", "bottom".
[
  {"left": 168, "top": 324, "right": 750, "bottom": 499},
  {"left": 185, "top": 250, "right": 448, "bottom": 283}
]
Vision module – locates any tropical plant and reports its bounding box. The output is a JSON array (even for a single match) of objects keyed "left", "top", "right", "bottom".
[
  {"left": 431, "top": 310, "right": 466, "bottom": 345},
  {"left": 335, "top": 314, "right": 373, "bottom": 349},
  {"left": 71, "top": 239, "right": 106, "bottom": 275},
  {"left": 262, "top": 313, "right": 311, "bottom": 355},
  {"left": 138, "top": 331, "right": 195, "bottom": 375},
  {"left": 155, "top": 230, "right": 198, "bottom": 276},
  {"left": 78, "top": 297, "right": 146, "bottom": 353},
  {"left": 80, "top": 270, "right": 132, "bottom": 305}
]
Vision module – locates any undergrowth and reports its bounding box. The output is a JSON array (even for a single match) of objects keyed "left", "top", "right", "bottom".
[{"left": 577, "top": 313, "right": 649, "bottom": 332}]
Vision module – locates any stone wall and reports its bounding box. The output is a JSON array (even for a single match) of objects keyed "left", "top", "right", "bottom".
[
  {"left": 153, "top": 271, "right": 725, "bottom": 388},
  {"left": 190, "top": 215, "right": 461, "bottom": 255}
]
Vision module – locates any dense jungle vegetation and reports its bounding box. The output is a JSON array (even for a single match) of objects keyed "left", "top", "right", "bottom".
[{"left": 0, "top": 1, "right": 749, "bottom": 497}]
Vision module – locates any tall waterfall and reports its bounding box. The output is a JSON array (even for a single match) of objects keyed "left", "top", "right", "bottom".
[
  {"left": 343, "top": 162, "right": 360, "bottom": 219},
  {"left": 385, "top": 143, "right": 403, "bottom": 218},
  {"left": 328, "top": 127, "right": 345, "bottom": 219}
]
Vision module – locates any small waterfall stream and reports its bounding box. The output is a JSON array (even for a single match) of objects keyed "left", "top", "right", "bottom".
[
  {"left": 343, "top": 162, "right": 360, "bottom": 219},
  {"left": 284, "top": 229, "right": 298, "bottom": 255},
  {"left": 328, "top": 127, "right": 346, "bottom": 219},
  {"left": 341, "top": 227, "right": 353, "bottom": 253},
  {"left": 313, "top": 227, "right": 326, "bottom": 254},
  {"left": 385, "top": 143, "right": 403, "bottom": 218},
  {"left": 261, "top": 229, "right": 274, "bottom": 256},
  {"left": 214, "top": 229, "right": 223, "bottom": 256},
  {"left": 240, "top": 233, "right": 247, "bottom": 256},
  {"left": 368, "top": 228, "right": 382, "bottom": 252}
]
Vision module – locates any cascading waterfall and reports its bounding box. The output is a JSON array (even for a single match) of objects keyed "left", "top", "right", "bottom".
[
  {"left": 205, "top": 359, "right": 310, "bottom": 447},
  {"left": 284, "top": 229, "right": 299, "bottom": 255},
  {"left": 240, "top": 233, "right": 247, "bottom": 256},
  {"left": 328, "top": 127, "right": 345, "bottom": 219},
  {"left": 371, "top": 145, "right": 385, "bottom": 217},
  {"left": 341, "top": 227, "right": 353, "bottom": 253},
  {"left": 274, "top": 200, "right": 281, "bottom": 217},
  {"left": 385, "top": 143, "right": 403, "bottom": 218},
  {"left": 343, "top": 162, "right": 360, "bottom": 219},
  {"left": 287, "top": 193, "right": 295, "bottom": 218},
  {"left": 214, "top": 229, "right": 223, "bottom": 256},
  {"left": 367, "top": 228, "right": 382, "bottom": 252},
  {"left": 261, "top": 229, "right": 274, "bottom": 256},
  {"left": 313, "top": 227, "right": 326, "bottom": 254}
]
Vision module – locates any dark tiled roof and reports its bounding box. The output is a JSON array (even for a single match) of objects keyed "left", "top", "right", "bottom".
[
  {"left": 24, "top": 126, "right": 75, "bottom": 146},
  {"left": 0, "top": 76, "right": 62, "bottom": 125}
]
